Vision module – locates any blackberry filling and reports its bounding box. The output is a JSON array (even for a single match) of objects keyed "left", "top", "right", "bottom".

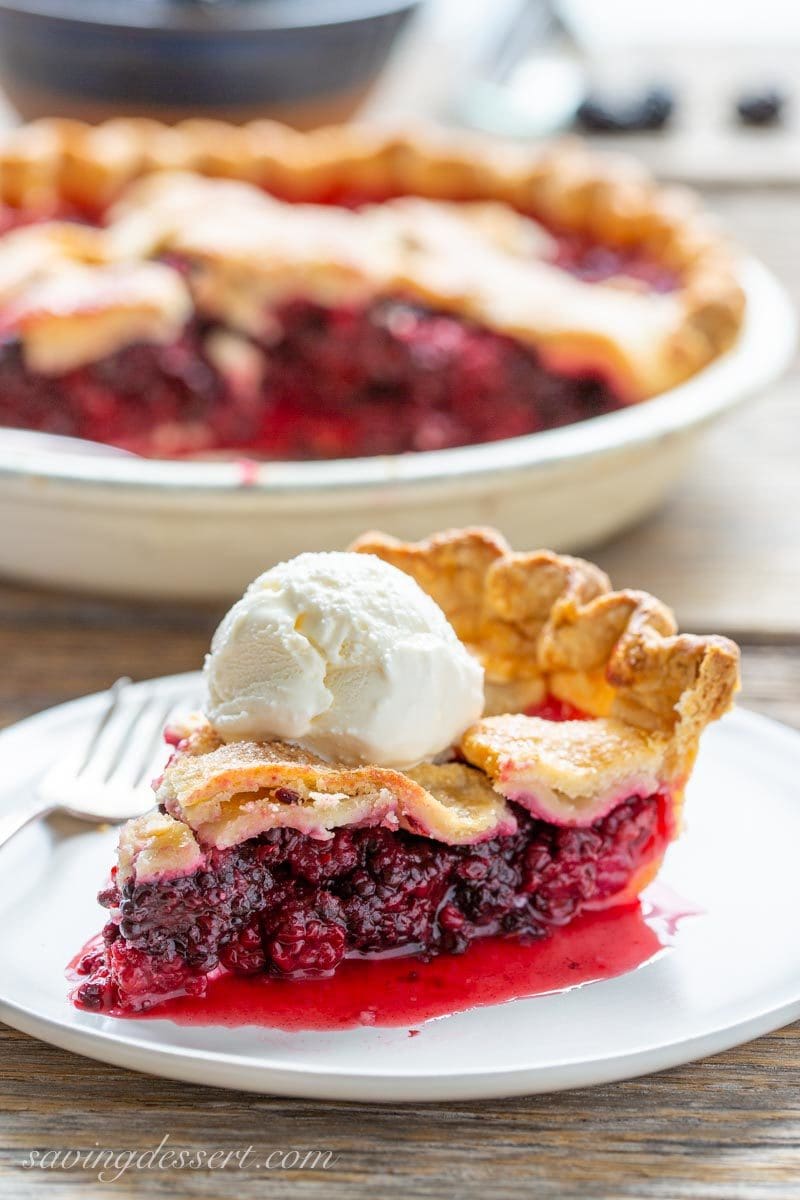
[
  {"left": 0, "top": 297, "right": 624, "bottom": 459},
  {"left": 74, "top": 793, "right": 668, "bottom": 1013}
]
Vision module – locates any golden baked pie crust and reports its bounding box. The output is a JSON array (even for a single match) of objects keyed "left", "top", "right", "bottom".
[
  {"left": 352, "top": 527, "right": 739, "bottom": 796},
  {"left": 154, "top": 716, "right": 516, "bottom": 854},
  {"left": 0, "top": 118, "right": 745, "bottom": 394}
]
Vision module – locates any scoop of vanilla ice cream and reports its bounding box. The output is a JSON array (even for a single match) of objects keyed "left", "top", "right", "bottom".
[{"left": 204, "top": 551, "right": 484, "bottom": 768}]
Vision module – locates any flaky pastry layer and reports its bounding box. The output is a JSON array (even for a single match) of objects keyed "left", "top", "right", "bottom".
[
  {"left": 460, "top": 714, "right": 670, "bottom": 825},
  {"left": 147, "top": 717, "right": 515, "bottom": 873}
]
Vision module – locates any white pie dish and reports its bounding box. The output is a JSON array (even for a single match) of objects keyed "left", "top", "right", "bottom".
[{"left": 0, "top": 257, "right": 792, "bottom": 601}]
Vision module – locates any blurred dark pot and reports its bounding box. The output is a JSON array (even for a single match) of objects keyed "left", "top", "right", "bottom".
[{"left": 0, "top": 0, "right": 420, "bottom": 126}]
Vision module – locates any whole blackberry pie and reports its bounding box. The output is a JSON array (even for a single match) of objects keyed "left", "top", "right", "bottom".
[
  {"left": 0, "top": 119, "right": 744, "bottom": 459},
  {"left": 72, "top": 527, "right": 740, "bottom": 1015}
]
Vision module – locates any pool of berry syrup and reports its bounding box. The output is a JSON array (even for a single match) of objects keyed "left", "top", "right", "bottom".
[{"left": 68, "top": 886, "right": 696, "bottom": 1033}]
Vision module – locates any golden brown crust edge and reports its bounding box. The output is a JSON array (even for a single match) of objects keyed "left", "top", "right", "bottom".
[
  {"left": 0, "top": 118, "right": 744, "bottom": 379},
  {"left": 350, "top": 527, "right": 740, "bottom": 780}
]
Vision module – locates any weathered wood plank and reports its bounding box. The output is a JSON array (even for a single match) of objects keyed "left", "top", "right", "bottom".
[{"left": 0, "top": 1021, "right": 798, "bottom": 1200}]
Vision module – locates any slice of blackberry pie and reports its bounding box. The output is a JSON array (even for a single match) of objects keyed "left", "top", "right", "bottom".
[{"left": 73, "top": 528, "right": 739, "bottom": 1014}]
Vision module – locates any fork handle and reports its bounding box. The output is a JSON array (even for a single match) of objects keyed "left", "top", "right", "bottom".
[{"left": 0, "top": 796, "right": 54, "bottom": 851}]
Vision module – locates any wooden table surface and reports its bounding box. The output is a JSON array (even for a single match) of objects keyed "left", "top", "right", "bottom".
[{"left": 0, "top": 182, "right": 799, "bottom": 1198}]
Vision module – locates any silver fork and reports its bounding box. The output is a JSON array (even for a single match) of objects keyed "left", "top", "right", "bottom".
[{"left": 0, "top": 678, "right": 177, "bottom": 851}]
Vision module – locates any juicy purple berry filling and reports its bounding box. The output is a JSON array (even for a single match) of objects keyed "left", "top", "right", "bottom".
[
  {"left": 74, "top": 794, "right": 668, "bottom": 1012},
  {"left": 0, "top": 297, "right": 624, "bottom": 460}
]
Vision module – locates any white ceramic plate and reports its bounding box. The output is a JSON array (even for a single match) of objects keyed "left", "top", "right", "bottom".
[
  {"left": 1, "top": 674, "right": 799, "bottom": 1101},
  {"left": 0, "top": 259, "right": 794, "bottom": 600}
]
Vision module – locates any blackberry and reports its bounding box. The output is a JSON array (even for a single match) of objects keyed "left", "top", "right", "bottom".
[
  {"left": 577, "top": 86, "right": 675, "bottom": 133},
  {"left": 736, "top": 88, "right": 785, "bottom": 127}
]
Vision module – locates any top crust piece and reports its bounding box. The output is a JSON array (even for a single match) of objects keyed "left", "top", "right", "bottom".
[
  {"left": 151, "top": 717, "right": 515, "bottom": 863},
  {"left": 350, "top": 527, "right": 740, "bottom": 777}
]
